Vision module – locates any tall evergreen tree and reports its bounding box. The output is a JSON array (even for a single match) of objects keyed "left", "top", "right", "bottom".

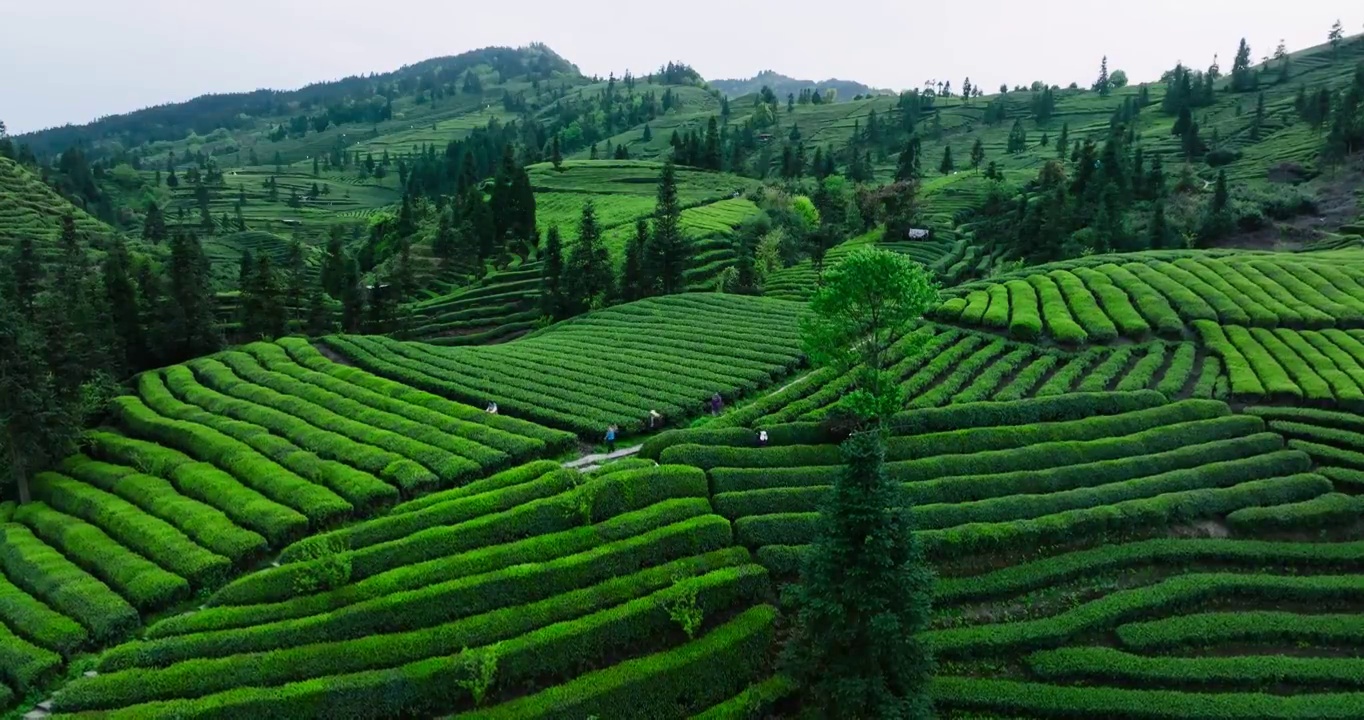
[
  {"left": 939, "top": 145, "right": 955, "bottom": 175},
  {"left": 551, "top": 134, "right": 563, "bottom": 170},
  {"left": 1056, "top": 122, "right": 1070, "bottom": 160},
  {"left": 1007, "top": 118, "right": 1029, "bottom": 154},
  {"left": 1095, "top": 55, "right": 1112, "bottom": 96},
  {"left": 1149, "top": 201, "right": 1171, "bottom": 249},
  {"left": 10, "top": 235, "right": 42, "bottom": 318},
  {"left": 646, "top": 161, "right": 687, "bottom": 295},
  {"left": 540, "top": 225, "right": 566, "bottom": 319},
  {"left": 142, "top": 201, "right": 168, "bottom": 244},
  {"left": 0, "top": 270, "right": 78, "bottom": 505},
  {"left": 102, "top": 236, "right": 143, "bottom": 374},
  {"left": 1251, "top": 91, "right": 1266, "bottom": 140},
  {"left": 561, "top": 203, "right": 615, "bottom": 316},
  {"left": 895, "top": 135, "right": 922, "bottom": 181},
  {"left": 340, "top": 258, "right": 364, "bottom": 332},
  {"left": 783, "top": 248, "right": 939, "bottom": 719},
  {"left": 703, "top": 117, "right": 722, "bottom": 171},
  {"left": 242, "top": 255, "right": 286, "bottom": 340},
  {"left": 165, "top": 232, "right": 220, "bottom": 362},
  {"left": 285, "top": 238, "right": 307, "bottom": 324},
  {"left": 1231, "top": 38, "right": 1257, "bottom": 92},
  {"left": 620, "top": 219, "right": 650, "bottom": 302}
]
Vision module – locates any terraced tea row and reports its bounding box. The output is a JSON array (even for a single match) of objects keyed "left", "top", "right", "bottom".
[
  {"left": 647, "top": 394, "right": 1328, "bottom": 556},
  {"left": 1198, "top": 324, "right": 1364, "bottom": 408},
  {"left": 45, "top": 463, "right": 776, "bottom": 719},
  {"left": 711, "top": 324, "right": 1222, "bottom": 429},
  {"left": 935, "top": 253, "right": 1364, "bottom": 344},
  {"left": 328, "top": 294, "right": 809, "bottom": 437},
  {"left": 0, "top": 338, "right": 573, "bottom": 707},
  {"left": 403, "top": 263, "right": 544, "bottom": 345}
]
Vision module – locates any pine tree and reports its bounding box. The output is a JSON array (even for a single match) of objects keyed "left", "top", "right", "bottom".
[
  {"left": 142, "top": 201, "right": 168, "bottom": 244},
  {"left": 102, "top": 236, "right": 143, "bottom": 373},
  {"left": 783, "top": 248, "right": 938, "bottom": 718},
  {"left": 646, "top": 161, "right": 687, "bottom": 295},
  {"left": 1007, "top": 118, "right": 1028, "bottom": 154},
  {"left": 1251, "top": 91, "right": 1266, "bottom": 141},
  {"left": 0, "top": 269, "right": 79, "bottom": 505},
  {"left": 1329, "top": 20, "right": 1344, "bottom": 55},
  {"left": 1056, "top": 123, "right": 1070, "bottom": 159},
  {"left": 10, "top": 235, "right": 42, "bottom": 319},
  {"left": 238, "top": 249, "right": 255, "bottom": 289},
  {"left": 703, "top": 117, "right": 722, "bottom": 170},
  {"left": 1231, "top": 38, "right": 1257, "bottom": 92},
  {"left": 242, "top": 255, "right": 286, "bottom": 340},
  {"left": 970, "top": 138, "right": 986, "bottom": 173},
  {"left": 642, "top": 124, "right": 653, "bottom": 142},
  {"left": 939, "top": 145, "right": 955, "bottom": 175},
  {"left": 561, "top": 203, "right": 615, "bottom": 316},
  {"left": 165, "top": 233, "right": 220, "bottom": 362},
  {"left": 620, "top": 219, "right": 650, "bottom": 302},
  {"left": 285, "top": 238, "right": 307, "bottom": 324},
  {"left": 895, "top": 134, "right": 922, "bottom": 181},
  {"left": 1149, "top": 201, "right": 1170, "bottom": 249},
  {"left": 1095, "top": 55, "right": 1112, "bottom": 96},
  {"left": 540, "top": 225, "right": 566, "bottom": 319},
  {"left": 340, "top": 259, "right": 364, "bottom": 332},
  {"left": 551, "top": 134, "right": 563, "bottom": 170},
  {"left": 304, "top": 284, "right": 333, "bottom": 336}
]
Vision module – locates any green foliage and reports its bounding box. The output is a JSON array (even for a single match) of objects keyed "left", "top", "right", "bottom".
[{"left": 456, "top": 644, "right": 501, "bottom": 706}]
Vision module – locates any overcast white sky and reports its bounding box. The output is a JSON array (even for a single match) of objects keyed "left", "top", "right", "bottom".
[{"left": 3, "top": 1, "right": 1359, "bottom": 134}]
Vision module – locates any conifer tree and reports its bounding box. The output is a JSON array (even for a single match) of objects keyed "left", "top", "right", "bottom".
[
  {"left": 939, "top": 145, "right": 955, "bottom": 175},
  {"left": 102, "top": 236, "right": 143, "bottom": 373},
  {"left": 551, "top": 134, "right": 563, "bottom": 170},
  {"left": 970, "top": 138, "right": 986, "bottom": 173},
  {"left": 561, "top": 203, "right": 614, "bottom": 316},
  {"left": 1056, "top": 122, "right": 1070, "bottom": 160},
  {"left": 646, "top": 161, "right": 687, "bottom": 295},
  {"left": 783, "top": 248, "right": 939, "bottom": 719},
  {"left": 142, "top": 201, "right": 167, "bottom": 244},
  {"left": 895, "top": 134, "right": 922, "bottom": 181},
  {"left": 165, "top": 232, "right": 220, "bottom": 362},
  {"left": 1007, "top": 118, "right": 1028, "bottom": 154},
  {"left": 620, "top": 219, "right": 650, "bottom": 302},
  {"left": 540, "top": 225, "right": 565, "bottom": 319},
  {"left": 1095, "top": 56, "right": 1112, "bottom": 96},
  {"left": 1149, "top": 200, "right": 1171, "bottom": 249},
  {"left": 1231, "top": 38, "right": 1257, "bottom": 92}
]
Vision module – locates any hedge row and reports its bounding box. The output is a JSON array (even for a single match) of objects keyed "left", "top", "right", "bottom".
[
  {"left": 691, "top": 675, "right": 797, "bottom": 720},
  {"left": 1273, "top": 330, "right": 1364, "bottom": 403},
  {"left": 1192, "top": 355, "right": 1224, "bottom": 399},
  {"left": 1076, "top": 347, "right": 1134, "bottom": 393},
  {"left": 640, "top": 423, "right": 826, "bottom": 461},
  {"left": 1196, "top": 321, "right": 1267, "bottom": 400},
  {"left": 277, "top": 338, "right": 575, "bottom": 454},
  {"left": 389, "top": 460, "right": 564, "bottom": 515},
  {"left": 1227, "top": 492, "right": 1364, "bottom": 533},
  {"left": 160, "top": 499, "right": 714, "bottom": 638},
  {"left": 1031, "top": 272, "right": 1090, "bottom": 344},
  {"left": 1118, "top": 610, "right": 1364, "bottom": 651},
  {"left": 928, "top": 571, "right": 1364, "bottom": 658},
  {"left": 1035, "top": 351, "right": 1102, "bottom": 396},
  {"left": 1084, "top": 265, "right": 1182, "bottom": 337},
  {"left": 1253, "top": 328, "right": 1334, "bottom": 402},
  {"left": 108, "top": 515, "right": 735, "bottom": 669},
  {"left": 77, "top": 599, "right": 773, "bottom": 720},
  {"left": 712, "top": 432, "right": 1282, "bottom": 518},
  {"left": 931, "top": 674, "right": 1364, "bottom": 718},
  {"left": 992, "top": 354, "right": 1060, "bottom": 401},
  {"left": 219, "top": 349, "right": 510, "bottom": 470},
  {"left": 60, "top": 456, "right": 266, "bottom": 564},
  {"left": 184, "top": 360, "right": 455, "bottom": 495},
  {"left": 739, "top": 473, "right": 1328, "bottom": 553},
  {"left": 58, "top": 556, "right": 764, "bottom": 712},
  {"left": 31, "top": 473, "right": 229, "bottom": 589},
  {"left": 327, "top": 335, "right": 646, "bottom": 436},
  {"left": 208, "top": 467, "right": 709, "bottom": 608},
  {"left": 0, "top": 524, "right": 138, "bottom": 643},
  {"left": 250, "top": 345, "right": 543, "bottom": 463},
  {"left": 1126, "top": 262, "right": 1218, "bottom": 323},
  {"left": 1155, "top": 259, "right": 1256, "bottom": 326},
  {"left": 982, "top": 284, "right": 1010, "bottom": 329},
  {"left": 710, "top": 368, "right": 837, "bottom": 429},
  {"left": 891, "top": 391, "right": 1168, "bottom": 435},
  {"left": 463, "top": 604, "right": 775, "bottom": 720},
  {"left": 1074, "top": 267, "right": 1151, "bottom": 340},
  {"left": 1155, "top": 343, "right": 1197, "bottom": 397},
  {"left": 109, "top": 396, "right": 352, "bottom": 525},
  {"left": 1226, "top": 325, "right": 1302, "bottom": 400},
  {"left": 0, "top": 572, "right": 87, "bottom": 656},
  {"left": 152, "top": 368, "right": 403, "bottom": 506},
  {"left": 712, "top": 414, "right": 1260, "bottom": 494},
  {"left": 84, "top": 432, "right": 308, "bottom": 548},
  {"left": 896, "top": 335, "right": 986, "bottom": 404},
  {"left": 1115, "top": 343, "right": 1168, "bottom": 392},
  {"left": 1027, "top": 646, "right": 1364, "bottom": 691},
  {"left": 1006, "top": 280, "right": 1042, "bottom": 340},
  {"left": 1053, "top": 270, "right": 1118, "bottom": 343},
  {"left": 0, "top": 621, "right": 61, "bottom": 694},
  {"left": 1248, "top": 405, "right": 1364, "bottom": 435},
  {"left": 13, "top": 503, "right": 189, "bottom": 612},
  {"left": 936, "top": 537, "right": 1364, "bottom": 604},
  {"left": 279, "top": 468, "right": 578, "bottom": 560},
  {"left": 911, "top": 340, "right": 1011, "bottom": 408},
  {"left": 587, "top": 458, "right": 658, "bottom": 477},
  {"left": 1302, "top": 330, "right": 1364, "bottom": 392}
]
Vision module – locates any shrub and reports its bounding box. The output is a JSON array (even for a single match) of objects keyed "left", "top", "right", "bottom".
[
  {"left": 1118, "top": 610, "right": 1364, "bottom": 651},
  {"left": 1155, "top": 343, "right": 1197, "bottom": 397},
  {"left": 84, "top": 431, "right": 309, "bottom": 548},
  {"left": 1227, "top": 493, "right": 1363, "bottom": 533},
  {"left": 1115, "top": 343, "right": 1168, "bottom": 392},
  {"left": 0, "top": 573, "right": 87, "bottom": 656},
  {"left": 931, "top": 674, "right": 1364, "bottom": 718},
  {"left": 981, "top": 284, "right": 1011, "bottom": 329},
  {"left": 641, "top": 424, "right": 826, "bottom": 460},
  {"left": 692, "top": 675, "right": 798, "bottom": 719},
  {"left": 152, "top": 499, "right": 714, "bottom": 638},
  {"left": 1029, "top": 273, "right": 1089, "bottom": 344},
  {"left": 390, "top": 460, "right": 563, "bottom": 515},
  {"left": 0, "top": 524, "right": 139, "bottom": 643},
  {"left": 1076, "top": 348, "right": 1134, "bottom": 392},
  {"left": 60, "top": 455, "right": 266, "bottom": 564},
  {"left": 12, "top": 502, "right": 190, "bottom": 612},
  {"left": 1083, "top": 265, "right": 1181, "bottom": 338},
  {"left": 1026, "top": 646, "right": 1364, "bottom": 691},
  {"left": 952, "top": 348, "right": 1034, "bottom": 403},
  {"left": 1125, "top": 262, "right": 1218, "bottom": 322},
  {"left": 30, "top": 472, "right": 231, "bottom": 589},
  {"left": 0, "top": 623, "right": 61, "bottom": 693},
  {"left": 1035, "top": 351, "right": 1103, "bottom": 396},
  {"left": 1005, "top": 280, "right": 1042, "bottom": 340},
  {"left": 992, "top": 354, "right": 1060, "bottom": 401}
]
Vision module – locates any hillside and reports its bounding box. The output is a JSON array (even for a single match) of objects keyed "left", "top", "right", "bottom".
[
  {"left": 0, "top": 156, "right": 116, "bottom": 255},
  {"left": 708, "top": 71, "right": 889, "bottom": 101},
  {"left": 5, "top": 24, "right": 1364, "bottom": 720}
]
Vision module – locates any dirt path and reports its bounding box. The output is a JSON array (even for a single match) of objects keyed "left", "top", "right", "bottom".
[{"left": 563, "top": 445, "right": 644, "bottom": 473}]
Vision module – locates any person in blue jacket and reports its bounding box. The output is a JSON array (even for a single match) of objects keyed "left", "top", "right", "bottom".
[{"left": 605, "top": 424, "right": 617, "bottom": 453}]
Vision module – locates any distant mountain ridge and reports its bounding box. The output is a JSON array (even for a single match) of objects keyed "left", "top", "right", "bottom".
[{"left": 708, "top": 70, "right": 891, "bottom": 100}]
